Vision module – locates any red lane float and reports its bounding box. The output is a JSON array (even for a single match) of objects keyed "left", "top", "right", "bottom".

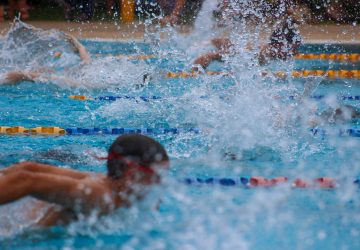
[{"left": 250, "top": 176, "right": 288, "bottom": 187}]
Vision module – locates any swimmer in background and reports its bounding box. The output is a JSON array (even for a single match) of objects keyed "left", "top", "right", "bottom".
[
  {"left": 0, "top": 68, "right": 85, "bottom": 87},
  {"left": 64, "top": 32, "right": 92, "bottom": 64},
  {"left": 193, "top": 9, "right": 301, "bottom": 69},
  {"left": 310, "top": 105, "right": 360, "bottom": 126},
  {"left": 0, "top": 134, "right": 169, "bottom": 227},
  {"left": 8, "top": 20, "right": 91, "bottom": 64},
  {"left": 272, "top": 79, "right": 360, "bottom": 128},
  {"left": 156, "top": 0, "right": 203, "bottom": 26},
  {"left": 0, "top": 22, "right": 91, "bottom": 86},
  {"left": 157, "top": 0, "right": 185, "bottom": 26}
]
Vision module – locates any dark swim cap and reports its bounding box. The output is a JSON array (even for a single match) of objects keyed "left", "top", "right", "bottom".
[
  {"left": 106, "top": 134, "right": 169, "bottom": 179},
  {"left": 270, "top": 16, "right": 301, "bottom": 46}
]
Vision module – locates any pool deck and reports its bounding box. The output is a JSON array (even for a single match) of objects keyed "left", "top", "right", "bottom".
[{"left": 0, "top": 21, "right": 359, "bottom": 43}]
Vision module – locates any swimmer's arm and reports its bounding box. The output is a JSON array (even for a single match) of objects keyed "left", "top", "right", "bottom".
[
  {"left": 0, "top": 172, "right": 113, "bottom": 214},
  {"left": 0, "top": 161, "right": 89, "bottom": 179},
  {"left": 0, "top": 72, "right": 82, "bottom": 88},
  {"left": 212, "top": 38, "right": 232, "bottom": 51},
  {"left": 160, "top": 0, "right": 185, "bottom": 26},
  {"left": 0, "top": 71, "right": 40, "bottom": 85},
  {"left": 66, "top": 34, "right": 91, "bottom": 64},
  {"left": 172, "top": 0, "right": 185, "bottom": 17},
  {"left": 193, "top": 52, "right": 222, "bottom": 69}
]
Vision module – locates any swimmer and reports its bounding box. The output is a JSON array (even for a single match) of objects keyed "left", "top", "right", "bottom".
[
  {"left": 311, "top": 105, "right": 360, "bottom": 126},
  {"left": 156, "top": 0, "right": 203, "bottom": 26},
  {"left": 64, "top": 33, "right": 91, "bottom": 64},
  {"left": 258, "top": 10, "right": 301, "bottom": 66},
  {"left": 295, "top": 80, "right": 360, "bottom": 126},
  {"left": 7, "top": 20, "right": 91, "bottom": 64},
  {"left": 193, "top": 10, "right": 301, "bottom": 69},
  {"left": 0, "top": 70, "right": 83, "bottom": 87},
  {"left": 0, "top": 134, "right": 169, "bottom": 227},
  {"left": 0, "top": 22, "right": 92, "bottom": 87}
]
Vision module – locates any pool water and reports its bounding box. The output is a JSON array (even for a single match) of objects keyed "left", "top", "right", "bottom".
[{"left": 0, "top": 39, "right": 360, "bottom": 250}]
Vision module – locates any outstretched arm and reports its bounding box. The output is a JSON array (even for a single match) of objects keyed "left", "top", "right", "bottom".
[
  {"left": 193, "top": 52, "right": 223, "bottom": 69},
  {"left": 0, "top": 170, "right": 112, "bottom": 214},
  {"left": 0, "top": 71, "right": 40, "bottom": 85},
  {"left": 0, "top": 161, "right": 89, "bottom": 179},
  {"left": 212, "top": 38, "right": 232, "bottom": 51},
  {"left": 65, "top": 33, "right": 91, "bottom": 64},
  {"left": 0, "top": 70, "right": 83, "bottom": 88},
  {"left": 160, "top": 0, "right": 185, "bottom": 26},
  {"left": 192, "top": 38, "right": 233, "bottom": 69}
]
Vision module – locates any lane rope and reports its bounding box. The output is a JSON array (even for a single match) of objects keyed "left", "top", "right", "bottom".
[
  {"left": 0, "top": 126, "right": 359, "bottom": 137},
  {"left": 295, "top": 53, "right": 360, "bottom": 62},
  {"left": 93, "top": 53, "right": 360, "bottom": 62},
  {"left": 69, "top": 95, "right": 360, "bottom": 102},
  {"left": 69, "top": 95, "right": 162, "bottom": 102},
  {"left": 288, "top": 95, "right": 360, "bottom": 101},
  {"left": 183, "top": 176, "right": 360, "bottom": 189},
  {"left": 0, "top": 126, "right": 200, "bottom": 135},
  {"left": 166, "top": 70, "right": 360, "bottom": 79}
]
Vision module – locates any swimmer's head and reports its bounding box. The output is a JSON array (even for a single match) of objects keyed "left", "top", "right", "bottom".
[
  {"left": 335, "top": 105, "right": 360, "bottom": 120},
  {"left": 267, "top": 16, "right": 301, "bottom": 60},
  {"left": 107, "top": 134, "right": 169, "bottom": 183}
]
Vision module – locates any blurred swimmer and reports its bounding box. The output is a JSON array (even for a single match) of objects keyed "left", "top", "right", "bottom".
[
  {"left": 258, "top": 10, "right": 301, "bottom": 65},
  {"left": 6, "top": 20, "right": 91, "bottom": 64},
  {"left": 0, "top": 134, "right": 169, "bottom": 227},
  {"left": 311, "top": 105, "right": 360, "bottom": 126},
  {"left": 193, "top": 10, "right": 301, "bottom": 69},
  {"left": 272, "top": 79, "right": 360, "bottom": 128},
  {"left": 0, "top": 70, "right": 84, "bottom": 87},
  {"left": 0, "top": 21, "right": 92, "bottom": 86},
  {"left": 64, "top": 33, "right": 91, "bottom": 64},
  {"left": 156, "top": 0, "right": 203, "bottom": 26}
]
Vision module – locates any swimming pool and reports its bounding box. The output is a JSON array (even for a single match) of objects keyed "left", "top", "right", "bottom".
[{"left": 0, "top": 40, "right": 360, "bottom": 250}]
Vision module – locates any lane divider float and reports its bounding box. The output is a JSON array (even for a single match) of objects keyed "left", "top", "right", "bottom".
[
  {"left": 0, "top": 126, "right": 66, "bottom": 135},
  {"left": 93, "top": 53, "right": 360, "bottom": 62},
  {"left": 0, "top": 126, "right": 200, "bottom": 136},
  {"left": 311, "top": 128, "right": 360, "bottom": 137},
  {"left": 166, "top": 70, "right": 360, "bottom": 79},
  {"left": 69, "top": 95, "right": 162, "bottom": 102},
  {"left": 183, "top": 176, "right": 360, "bottom": 189},
  {"left": 69, "top": 95, "right": 360, "bottom": 102},
  {"left": 289, "top": 95, "right": 360, "bottom": 101},
  {"left": 0, "top": 126, "right": 359, "bottom": 137},
  {"left": 295, "top": 53, "right": 360, "bottom": 62}
]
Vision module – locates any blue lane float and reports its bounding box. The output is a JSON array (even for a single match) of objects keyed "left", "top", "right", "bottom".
[
  {"left": 70, "top": 95, "right": 360, "bottom": 102},
  {"left": 69, "top": 95, "right": 162, "bottom": 102},
  {"left": 182, "top": 177, "right": 360, "bottom": 188},
  {"left": 183, "top": 177, "right": 249, "bottom": 186},
  {"left": 96, "top": 96, "right": 162, "bottom": 102},
  {"left": 0, "top": 126, "right": 359, "bottom": 137},
  {"left": 65, "top": 127, "right": 200, "bottom": 135},
  {"left": 289, "top": 95, "right": 360, "bottom": 101},
  {"left": 311, "top": 128, "right": 360, "bottom": 137}
]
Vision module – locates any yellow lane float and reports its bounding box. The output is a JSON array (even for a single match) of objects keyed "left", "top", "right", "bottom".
[
  {"left": 1, "top": 126, "right": 29, "bottom": 134},
  {"left": 0, "top": 126, "right": 10, "bottom": 133},
  {"left": 29, "top": 127, "right": 66, "bottom": 135},
  {"left": 0, "top": 126, "right": 66, "bottom": 135},
  {"left": 167, "top": 70, "right": 360, "bottom": 79},
  {"left": 295, "top": 53, "right": 360, "bottom": 62},
  {"left": 69, "top": 95, "right": 88, "bottom": 100}
]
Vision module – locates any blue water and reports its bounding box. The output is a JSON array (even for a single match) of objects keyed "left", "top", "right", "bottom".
[{"left": 0, "top": 41, "right": 360, "bottom": 249}]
